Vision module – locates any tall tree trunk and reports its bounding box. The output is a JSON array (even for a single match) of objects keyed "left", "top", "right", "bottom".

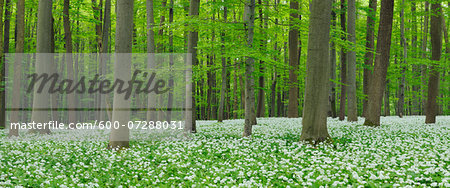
[
  {"left": 30, "top": 0, "right": 53, "bottom": 134},
  {"left": 329, "top": 0, "right": 337, "bottom": 118},
  {"left": 243, "top": 0, "right": 257, "bottom": 137},
  {"left": 3, "top": 0, "right": 10, "bottom": 54},
  {"left": 338, "top": 0, "right": 347, "bottom": 121},
  {"left": 218, "top": 6, "right": 228, "bottom": 122},
  {"left": 91, "top": 0, "right": 102, "bottom": 52},
  {"left": 287, "top": 0, "right": 299, "bottom": 118},
  {"left": 99, "top": 0, "right": 111, "bottom": 122},
  {"left": 397, "top": 0, "right": 406, "bottom": 118},
  {"left": 411, "top": 1, "right": 420, "bottom": 115},
  {"left": 425, "top": 2, "right": 442, "bottom": 124},
  {"left": 63, "top": 0, "right": 76, "bottom": 126},
  {"left": 146, "top": 0, "right": 157, "bottom": 122},
  {"left": 347, "top": 0, "right": 357, "bottom": 121},
  {"left": 166, "top": 0, "right": 174, "bottom": 122},
  {"left": 185, "top": 0, "right": 200, "bottom": 133},
  {"left": 300, "top": 0, "right": 332, "bottom": 143},
  {"left": 9, "top": 0, "right": 24, "bottom": 136},
  {"left": 363, "top": 0, "right": 395, "bottom": 127},
  {"left": 256, "top": 0, "right": 266, "bottom": 117},
  {"left": 108, "top": 0, "right": 134, "bottom": 149},
  {"left": 363, "top": 0, "right": 377, "bottom": 117},
  {"left": 421, "top": 1, "right": 429, "bottom": 115},
  {"left": 0, "top": 0, "right": 5, "bottom": 129}
]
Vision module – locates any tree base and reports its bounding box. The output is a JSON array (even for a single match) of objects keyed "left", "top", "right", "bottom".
[
  {"left": 363, "top": 120, "right": 379, "bottom": 127},
  {"left": 300, "top": 136, "right": 333, "bottom": 146}
]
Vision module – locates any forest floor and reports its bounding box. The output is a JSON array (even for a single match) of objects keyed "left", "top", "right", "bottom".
[{"left": 0, "top": 116, "right": 449, "bottom": 187}]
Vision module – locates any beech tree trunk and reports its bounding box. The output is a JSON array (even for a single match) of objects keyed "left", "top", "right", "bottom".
[
  {"left": 338, "top": 0, "right": 347, "bottom": 121},
  {"left": 397, "top": 0, "right": 406, "bottom": 118},
  {"left": 185, "top": 0, "right": 200, "bottom": 133},
  {"left": 63, "top": 0, "right": 76, "bottom": 126},
  {"left": 425, "top": 2, "right": 442, "bottom": 124},
  {"left": 218, "top": 6, "right": 228, "bottom": 122},
  {"left": 108, "top": 0, "right": 134, "bottom": 149},
  {"left": 329, "top": 0, "right": 337, "bottom": 118},
  {"left": 146, "top": 0, "right": 157, "bottom": 122},
  {"left": 9, "top": 0, "right": 24, "bottom": 137},
  {"left": 0, "top": 0, "right": 5, "bottom": 129},
  {"left": 99, "top": 0, "right": 111, "bottom": 122},
  {"left": 363, "top": 0, "right": 395, "bottom": 127},
  {"left": 1, "top": 0, "right": 11, "bottom": 128},
  {"left": 421, "top": 1, "right": 429, "bottom": 115},
  {"left": 363, "top": 0, "right": 377, "bottom": 117},
  {"left": 287, "top": 0, "right": 299, "bottom": 118},
  {"left": 347, "top": 0, "right": 357, "bottom": 122},
  {"left": 300, "top": 0, "right": 332, "bottom": 143},
  {"left": 243, "top": 0, "right": 257, "bottom": 137},
  {"left": 30, "top": 0, "right": 53, "bottom": 134}
]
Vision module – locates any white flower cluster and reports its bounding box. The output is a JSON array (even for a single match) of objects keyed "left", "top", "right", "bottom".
[{"left": 0, "top": 116, "right": 448, "bottom": 187}]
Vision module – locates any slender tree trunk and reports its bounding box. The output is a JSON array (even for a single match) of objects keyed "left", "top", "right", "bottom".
[
  {"left": 30, "top": 0, "right": 53, "bottom": 134},
  {"left": 347, "top": 0, "right": 357, "bottom": 121},
  {"left": 108, "top": 0, "right": 134, "bottom": 149},
  {"left": 186, "top": 0, "right": 200, "bottom": 133},
  {"left": 256, "top": 0, "right": 266, "bottom": 118},
  {"left": 218, "top": 6, "right": 228, "bottom": 122},
  {"left": 425, "top": 2, "right": 442, "bottom": 124},
  {"left": 363, "top": 0, "right": 377, "bottom": 117},
  {"left": 363, "top": 0, "right": 395, "bottom": 127},
  {"left": 287, "top": 0, "right": 299, "bottom": 118},
  {"left": 166, "top": 0, "right": 174, "bottom": 122},
  {"left": 0, "top": 0, "right": 5, "bottom": 129},
  {"left": 99, "top": 0, "right": 111, "bottom": 122},
  {"left": 329, "top": 0, "right": 337, "bottom": 118},
  {"left": 146, "top": 0, "right": 157, "bottom": 122},
  {"left": 397, "top": 0, "right": 406, "bottom": 118},
  {"left": 338, "top": 0, "right": 347, "bottom": 121},
  {"left": 300, "top": 0, "right": 332, "bottom": 143},
  {"left": 243, "top": 0, "right": 257, "bottom": 137},
  {"left": 63, "top": 0, "right": 76, "bottom": 126},
  {"left": 3, "top": 0, "right": 10, "bottom": 54},
  {"left": 9, "top": 0, "right": 24, "bottom": 136},
  {"left": 421, "top": 1, "right": 429, "bottom": 115},
  {"left": 411, "top": 1, "right": 420, "bottom": 115}
]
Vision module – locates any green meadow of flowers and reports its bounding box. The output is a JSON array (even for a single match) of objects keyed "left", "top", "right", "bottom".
[{"left": 1, "top": 116, "right": 449, "bottom": 187}]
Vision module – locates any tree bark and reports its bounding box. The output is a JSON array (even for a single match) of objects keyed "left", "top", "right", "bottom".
[
  {"left": 99, "top": 0, "right": 111, "bottom": 122},
  {"left": 411, "top": 1, "right": 420, "bottom": 115},
  {"left": 0, "top": 0, "right": 5, "bottom": 129},
  {"left": 287, "top": 0, "right": 299, "bottom": 118},
  {"left": 347, "top": 0, "right": 357, "bottom": 121},
  {"left": 421, "top": 1, "right": 429, "bottom": 115},
  {"left": 425, "top": 2, "right": 442, "bottom": 124},
  {"left": 329, "top": 0, "right": 337, "bottom": 118},
  {"left": 256, "top": 0, "right": 266, "bottom": 118},
  {"left": 397, "top": 0, "right": 406, "bottom": 118},
  {"left": 338, "top": 0, "right": 347, "bottom": 121},
  {"left": 10, "top": 0, "right": 23, "bottom": 137},
  {"left": 243, "top": 0, "right": 257, "bottom": 137},
  {"left": 384, "top": 80, "right": 390, "bottom": 116},
  {"left": 185, "top": 0, "right": 200, "bottom": 133},
  {"left": 146, "top": 0, "right": 157, "bottom": 122},
  {"left": 218, "top": 6, "right": 228, "bottom": 122},
  {"left": 30, "top": 0, "right": 53, "bottom": 134},
  {"left": 363, "top": 0, "right": 377, "bottom": 117},
  {"left": 108, "top": 0, "right": 134, "bottom": 149},
  {"left": 63, "top": 0, "right": 76, "bottom": 126},
  {"left": 300, "top": 0, "right": 332, "bottom": 143},
  {"left": 363, "top": 0, "right": 395, "bottom": 127}
]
